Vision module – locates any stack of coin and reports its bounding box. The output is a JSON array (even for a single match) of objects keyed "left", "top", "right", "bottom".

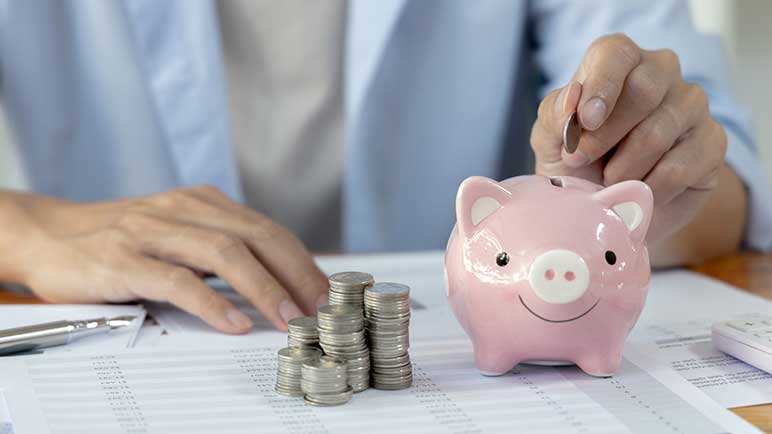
[
  {"left": 317, "top": 304, "right": 370, "bottom": 392},
  {"left": 365, "top": 282, "right": 413, "bottom": 390},
  {"left": 328, "top": 272, "right": 374, "bottom": 307},
  {"left": 287, "top": 316, "right": 319, "bottom": 348},
  {"left": 275, "top": 346, "right": 323, "bottom": 397},
  {"left": 301, "top": 355, "right": 353, "bottom": 406}
]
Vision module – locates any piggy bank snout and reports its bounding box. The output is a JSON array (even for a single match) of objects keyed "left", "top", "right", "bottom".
[{"left": 528, "top": 249, "right": 590, "bottom": 304}]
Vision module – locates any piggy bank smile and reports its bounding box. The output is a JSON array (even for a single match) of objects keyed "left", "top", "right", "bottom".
[
  {"left": 518, "top": 295, "right": 600, "bottom": 323},
  {"left": 445, "top": 175, "right": 652, "bottom": 377}
]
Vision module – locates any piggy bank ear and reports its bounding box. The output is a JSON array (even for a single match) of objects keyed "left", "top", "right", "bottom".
[
  {"left": 456, "top": 176, "right": 511, "bottom": 237},
  {"left": 592, "top": 180, "right": 653, "bottom": 243}
]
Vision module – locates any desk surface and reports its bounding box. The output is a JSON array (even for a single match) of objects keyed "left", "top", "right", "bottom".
[{"left": 1, "top": 253, "right": 772, "bottom": 432}]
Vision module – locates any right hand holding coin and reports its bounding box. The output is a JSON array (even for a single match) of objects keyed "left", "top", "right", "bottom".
[
  {"left": 2, "top": 186, "right": 328, "bottom": 334},
  {"left": 530, "top": 33, "right": 728, "bottom": 243}
]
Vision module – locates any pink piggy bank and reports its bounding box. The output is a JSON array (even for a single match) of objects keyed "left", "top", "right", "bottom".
[{"left": 445, "top": 175, "right": 653, "bottom": 377}]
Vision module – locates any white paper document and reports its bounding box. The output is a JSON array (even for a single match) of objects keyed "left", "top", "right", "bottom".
[
  {"left": 627, "top": 271, "right": 772, "bottom": 408},
  {"left": 0, "top": 305, "right": 146, "bottom": 354},
  {"left": 0, "top": 334, "right": 759, "bottom": 434},
  {"left": 143, "top": 252, "right": 772, "bottom": 409}
]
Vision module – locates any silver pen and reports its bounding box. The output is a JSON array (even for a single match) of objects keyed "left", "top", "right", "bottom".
[{"left": 0, "top": 316, "right": 137, "bottom": 356}]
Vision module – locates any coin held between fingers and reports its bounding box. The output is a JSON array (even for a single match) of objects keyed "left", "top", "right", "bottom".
[{"left": 563, "top": 111, "right": 582, "bottom": 154}]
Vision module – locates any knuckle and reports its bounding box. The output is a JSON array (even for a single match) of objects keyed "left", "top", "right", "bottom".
[
  {"left": 210, "top": 233, "right": 247, "bottom": 260},
  {"left": 101, "top": 225, "right": 131, "bottom": 245},
  {"left": 626, "top": 65, "right": 664, "bottom": 111},
  {"left": 112, "top": 210, "right": 152, "bottom": 233},
  {"left": 656, "top": 48, "right": 681, "bottom": 75},
  {"left": 636, "top": 122, "right": 671, "bottom": 156},
  {"left": 193, "top": 184, "right": 228, "bottom": 199},
  {"left": 686, "top": 83, "right": 709, "bottom": 113},
  {"left": 594, "top": 33, "right": 641, "bottom": 67},
  {"left": 148, "top": 189, "right": 188, "bottom": 209}
]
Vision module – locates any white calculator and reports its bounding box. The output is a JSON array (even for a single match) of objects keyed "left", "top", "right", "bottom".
[{"left": 712, "top": 317, "right": 772, "bottom": 374}]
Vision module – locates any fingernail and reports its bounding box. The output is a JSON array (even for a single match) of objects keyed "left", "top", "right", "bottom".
[
  {"left": 316, "top": 293, "right": 329, "bottom": 309},
  {"left": 555, "top": 85, "right": 570, "bottom": 115},
  {"left": 279, "top": 299, "right": 304, "bottom": 324},
  {"left": 581, "top": 97, "right": 606, "bottom": 130},
  {"left": 226, "top": 308, "right": 253, "bottom": 331}
]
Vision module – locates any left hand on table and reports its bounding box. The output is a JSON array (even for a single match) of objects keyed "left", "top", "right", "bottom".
[{"left": 530, "top": 33, "right": 728, "bottom": 242}]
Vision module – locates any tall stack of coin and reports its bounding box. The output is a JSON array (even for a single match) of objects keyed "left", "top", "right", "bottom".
[
  {"left": 327, "top": 272, "right": 374, "bottom": 307},
  {"left": 317, "top": 304, "right": 370, "bottom": 392},
  {"left": 275, "top": 346, "right": 323, "bottom": 397},
  {"left": 287, "top": 316, "right": 319, "bottom": 348},
  {"left": 301, "top": 355, "right": 353, "bottom": 406},
  {"left": 364, "top": 282, "right": 413, "bottom": 390}
]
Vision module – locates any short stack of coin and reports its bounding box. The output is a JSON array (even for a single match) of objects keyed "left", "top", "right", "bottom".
[
  {"left": 327, "top": 272, "right": 374, "bottom": 307},
  {"left": 275, "top": 346, "right": 323, "bottom": 397},
  {"left": 317, "top": 304, "right": 370, "bottom": 392},
  {"left": 287, "top": 316, "right": 319, "bottom": 348},
  {"left": 365, "top": 282, "right": 413, "bottom": 390},
  {"left": 301, "top": 355, "right": 353, "bottom": 406}
]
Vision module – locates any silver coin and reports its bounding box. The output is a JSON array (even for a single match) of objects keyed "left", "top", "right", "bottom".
[
  {"left": 277, "top": 346, "right": 322, "bottom": 363},
  {"left": 365, "top": 282, "right": 410, "bottom": 298},
  {"left": 371, "top": 364, "right": 413, "bottom": 376},
  {"left": 275, "top": 384, "right": 305, "bottom": 397},
  {"left": 288, "top": 316, "right": 318, "bottom": 330},
  {"left": 562, "top": 110, "right": 581, "bottom": 154},
  {"left": 318, "top": 304, "right": 363, "bottom": 320},
  {"left": 303, "top": 355, "right": 348, "bottom": 371},
  {"left": 329, "top": 272, "right": 374, "bottom": 288},
  {"left": 304, "top": 386, "right": 354, "bottom": 406}
]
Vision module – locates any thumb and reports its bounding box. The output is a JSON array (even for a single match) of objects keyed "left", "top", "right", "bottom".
[{"left": 530, "top": 81, "right": 582, "bottom": 175}]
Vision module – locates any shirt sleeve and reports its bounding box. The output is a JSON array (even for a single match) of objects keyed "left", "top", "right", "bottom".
[{"left": 528, "top": 0, "right": 772, "bottom": 251}]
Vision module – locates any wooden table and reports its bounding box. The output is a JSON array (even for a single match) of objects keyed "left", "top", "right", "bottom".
[{"left": 2, "top": 253, "right": 772, "bottom": 431}]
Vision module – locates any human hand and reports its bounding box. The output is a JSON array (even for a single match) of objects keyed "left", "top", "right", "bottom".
[
  {"left": 530, "top": 33, "right": 728, "bottom": 241},
  {"left": 7, "top": 186, "right": 328, "bottom": 334}
]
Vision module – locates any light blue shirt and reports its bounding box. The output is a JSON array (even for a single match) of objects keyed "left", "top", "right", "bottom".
[{"left": 1, "top": 0, "right": 770, "bottom": 252}]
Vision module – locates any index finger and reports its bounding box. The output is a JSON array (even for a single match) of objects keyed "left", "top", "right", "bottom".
[
  {"left": 530, "top": 81, "right": 582, "bottom": 173},
  {"left": 575, "top": 33, "right": 642, "bottom": 131}
]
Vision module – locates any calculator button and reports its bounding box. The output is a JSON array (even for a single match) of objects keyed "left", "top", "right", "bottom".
[{"left": 727, "top": 320, "right": 768, "bottom": 332}]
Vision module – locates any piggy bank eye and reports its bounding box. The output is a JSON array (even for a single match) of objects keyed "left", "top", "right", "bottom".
[
  {"left": 496, "top": 252, "right": 510, "bottom": 267},
  {"left": 605, "top": 250, "right": 617, "bottom": 265}
]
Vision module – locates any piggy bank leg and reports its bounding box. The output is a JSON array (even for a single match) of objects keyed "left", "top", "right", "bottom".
[
  {"left": 474, "top": 344, "right": 518, "bottom": 377},
  {"left": 575, "top": 346, "right": 623, "bottom": 378}
]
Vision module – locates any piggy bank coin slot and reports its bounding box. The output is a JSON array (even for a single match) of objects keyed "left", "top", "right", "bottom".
[{"left": 549, "top": 177, "right": 564, "bottom": 188}]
